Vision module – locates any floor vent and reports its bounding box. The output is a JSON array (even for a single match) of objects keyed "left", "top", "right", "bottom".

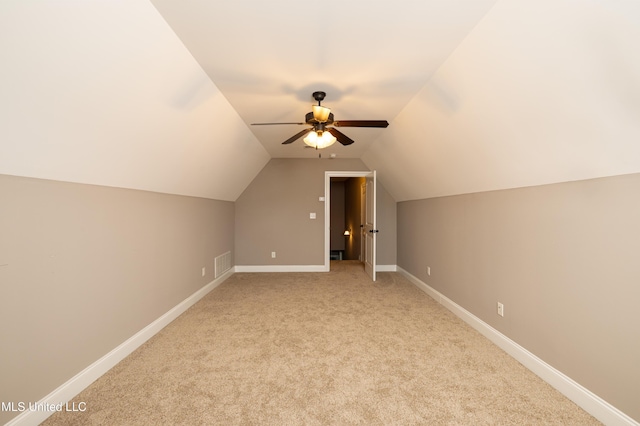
[{"left": 215, "top": 251, "right": 232, "bottom": 278}]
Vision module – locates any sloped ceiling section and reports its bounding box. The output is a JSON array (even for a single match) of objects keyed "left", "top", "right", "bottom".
[
  {"left": 363, "top": 0, "right": 640, "bottom": 201},
  {"left": 0, "top": 0, "right": 269, "bottom": 201},
  {"left": 2, "top": 0, "right": 638, "bottom": 203},
  {"left": 149, "top": 0, "right": 498, "bottom": 160}
]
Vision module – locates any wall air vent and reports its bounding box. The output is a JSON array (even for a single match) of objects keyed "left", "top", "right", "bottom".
[{"left": 215, "top": 251, "right": 232, "bottom": 278}]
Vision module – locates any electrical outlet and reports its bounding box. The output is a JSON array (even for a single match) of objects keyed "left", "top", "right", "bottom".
[
  {"left": 271, "top": 251, "right": 276, "bottom": 258},
  {"left": 202, "top": 267, "right": 206, "bottom": 277},
  {"left": 497, "top": 302, "right": 504, "bottom": 317}
]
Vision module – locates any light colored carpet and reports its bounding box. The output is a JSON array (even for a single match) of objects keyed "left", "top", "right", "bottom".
[{"left": 44, "top": 261, "right": 599, "bottom": 425}]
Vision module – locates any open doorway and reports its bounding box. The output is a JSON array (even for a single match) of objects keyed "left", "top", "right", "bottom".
[
  {"left": 324, "top": 171, "right": 377, "bottom": 280},
  {"left": 329, "top": 176, "right": 365, "bottom": 262}
]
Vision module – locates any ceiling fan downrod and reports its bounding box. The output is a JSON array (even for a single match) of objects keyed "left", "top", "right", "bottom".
[{"left": 311, "top": 91, "right": 331, "bottom": 123}]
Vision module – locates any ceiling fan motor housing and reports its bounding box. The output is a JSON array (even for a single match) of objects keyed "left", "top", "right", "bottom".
[{"left": 314, "top": 122, "right": 327, "bottom": 135}]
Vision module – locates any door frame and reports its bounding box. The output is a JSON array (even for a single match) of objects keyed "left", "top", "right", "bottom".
[
  {"left": 324, "top": 170, "right": 375, "bottom": 272},
  {"left": 363, "top": 170, "right": 377, "bottom": 281}
]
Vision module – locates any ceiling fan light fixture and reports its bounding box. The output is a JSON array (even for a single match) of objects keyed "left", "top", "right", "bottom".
[
  {"left": 312, "top": 105, "right": 331, "bottom": 122},
  {"left": 303, "top": 130, "right": 336, "bottom": 149}
]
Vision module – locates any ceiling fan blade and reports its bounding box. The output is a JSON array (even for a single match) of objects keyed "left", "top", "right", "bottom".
[
  {"left": 327, "top": 128, "right": 354, "bottom": 146},
  {"left": 252, "top": 122, "right": 305, "bottom": 125},
  {"left": 282, "top": 129, "right": 311, "bottom": 144},
  {"left": 332, "top": 120, "right": 389, "bottom": 128}
]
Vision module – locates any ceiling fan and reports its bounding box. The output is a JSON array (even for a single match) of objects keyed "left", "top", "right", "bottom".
[{"left": 251, "top": 91, "right": 389, "bottom": 149}]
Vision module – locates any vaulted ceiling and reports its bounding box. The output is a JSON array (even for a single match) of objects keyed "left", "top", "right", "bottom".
[{"left": 1, "top": 0, "right": 639, "bottom": 201}]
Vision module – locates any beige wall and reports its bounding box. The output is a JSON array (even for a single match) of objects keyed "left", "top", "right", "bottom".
[
  {"left": 0, "top": 174, "right": 234, "bottom": 425},
  {"left": 397, "top": 173, "right": 640, "bottom": 421},
  {"left": 235, "top": 159, "right": 397, "bottom": 266},
  {"left": 376, "top": 179, "right": 397, "bottom": 267}
]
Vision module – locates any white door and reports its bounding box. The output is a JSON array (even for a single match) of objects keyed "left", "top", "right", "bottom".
[
  {"left": 363, "top": 170, "right": 377, "bottom": 281},
  {"left": 360, "top": 182, "right": 366, "bottom": 262}
]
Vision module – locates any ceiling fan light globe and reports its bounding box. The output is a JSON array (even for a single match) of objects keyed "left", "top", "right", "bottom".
[
  {"left": 303, "top": 130, "right": 336, "bottom": 149},
  {"left": 312, "top": 105, "right": 331, "bottom": 122}
]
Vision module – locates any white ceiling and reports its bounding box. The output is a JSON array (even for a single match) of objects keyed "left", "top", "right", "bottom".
[
  {"left": 149, "top": 0, "right": 498, "bottom": 159},
  {"left": 364, "top": 0, "right": 640, "bottom": 200},
  {"left": 1, "top": 0, "right": 639, "bottom": 201}
]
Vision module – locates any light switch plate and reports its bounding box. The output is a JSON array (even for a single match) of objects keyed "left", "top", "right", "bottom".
[{"left": 310, "top": 213, "right": 316, "bottom": 219}]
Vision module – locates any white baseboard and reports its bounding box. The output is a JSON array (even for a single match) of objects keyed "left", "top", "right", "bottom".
[
  {"left": 397, "top": 267, "right": 638, "bottom": 426},
  {"left": 235, "top": 265, "right": 327, "bottom": 272},
  {"left": 234, "top": 265, "right": 398, "bottom": 273},
  {"left": 5, "top": 268, "right": 234, "bottom": 426},
  {"left": 376, "top": 264, "right": 397, "bottom": 272}
]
